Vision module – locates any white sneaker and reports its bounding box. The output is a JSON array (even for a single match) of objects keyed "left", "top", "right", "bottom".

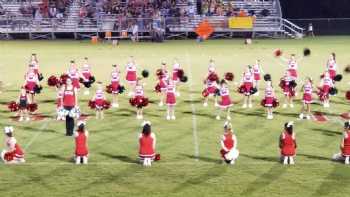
[
  {"left": 306, "top": 115, "right": 311, "bottom": 120},
  {"left": 136, "top": 115, "right": 141, "bottom": 119},
  {"left": 216, "top": 115, "right": 221, "bottom": 120},
  {"left": 128, "top": 92, "right": 134, "bottom": 97},
  {"left": 283, "top": 104, "right": 287, "bottom": 108},
  {"left": 215, "top": 103, "right": 219, "bottom": 107},
  {"left": 176, "top": 92, "right": 180, "bottom": 97},
  {"left": 242, "top": 104, "right": 247, "bottom": 108},
  {"left": 230, "top": 160, "right": 235, "bottom": 165},
  {"left": 203, "top": 102, "right": 208, "bottom": 107},
  {"left": 171, "top": 116, "right": 176, "bottom": 120},
  {"left": 84, "top": 90, "right": 90, "bottom": 95},
  {"left": 267, "top": 115, "right": 273, "bottom": 120},
  {"left": 345, "top": 157, "right": 350, "bottom": 165},
  {"left": 299, "top": 113, "right": 304, "bottom": 119},
  {"left": 18, "top": 117, "right": 23, "bottom": 122},
  {"left": 254, "top": 92, "right": 259, "bottom": 96},
  {"left": 227, "top": 116, "right": 231, "bottom": 120},
  {"left": 25, "top": 117, "right": 30, "bottom": 122},
  {"left": 290, "top": 104, "right": 294, "bottom": 108},
  {"left": 112, "top": 103, "right": 119, "bottom": 108},
  {"left": 166, "top": 115, "right": 170, "bottom": 120},
  {"left": 324, "top": 103, "right": 330, "bottom": 108},
  {"left": 248, "top": 104, "right": 253, "bottom": 108},
  {"left": 283, "top": 157, "right": 288, "bottom": 165},
  {"left": 289, "top": 157, "right": 295, "bottom": 165},
  {"left": 158, "top": 102, "right": 164, "bottom": 107}
]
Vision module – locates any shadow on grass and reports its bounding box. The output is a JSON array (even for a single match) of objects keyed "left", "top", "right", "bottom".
[
  {"left": 299, "top": 153, "right": 330, "bottom": 161},
  {"left": 312, "top": 127, "right": 342, "bottom": 136},
  {"left": 99, "top": 152, "right": 138, "bottom": 164},
  {"left": 240, "top": 153, "right": 277, "bottom": 162},
  {"left": 180, "top": 153, "right": 221, "bottom": 164},
  {"left": 32, "top": 153, "right": 69, "bottom": 162}
]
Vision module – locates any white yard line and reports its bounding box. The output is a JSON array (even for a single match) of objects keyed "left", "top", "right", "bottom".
[
  {"left": 23, "top": 119, "right": 50, "bottom": 151},
  {"left": 186, "top": 52, "right": 199, "bottom": 161}
]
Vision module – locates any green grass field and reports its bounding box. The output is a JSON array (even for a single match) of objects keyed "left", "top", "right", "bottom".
[{"left": 0, "top": 37, "right": 350, "bottom": 197}]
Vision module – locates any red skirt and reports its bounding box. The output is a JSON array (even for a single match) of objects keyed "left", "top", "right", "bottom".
[
  {"left": 264, "top": 97, "right": 274, "bottom": 107},
  {"left": 206, "top": 86, "right": 217, "bottom": 94},
  {"left": 303, "top": 93, "right": 312, "bottom": 104},
  {"left": 219, "top": 95, "right": 232, "bottom": 108},
  {"left": 281, "top": 146, "right": 296, "bottom": 156},
  {"left": 254, "top": 73, "right": 261, "bottom": 81},
  {"left": 72, "top": 78, "right": 80, "bottom": 89},
  {"left": 82, "top": 72, "right": 91, "bottom": 81},
  {"left": 172, "top": 72, "right": 179, "bottom": 82},
  {"left": 342, "top": 145, "right": 350, "bottom": 156},
  {"left": 166, "top": 92, "right": 176, "bottom": 105},
  {"left": 283, "top": 86, "right": 295, "bottom": 97},
  {"left": 111, "top": 81, "right": 120, "bottom": 94},
  {"left": 329, "top": 70, "right": 336, "bottom": 80},
  {"left": 95, "top": 99, "right": 105, "bottom": 109},
  {"left": 159, "top": 80, "right": 167, "bottom": 91},
  {"left": 25, "top": 82, "right": 36, "bottom": 93},
  {"left": 243, "top": 82, "right": 253, "bottom": 95},
  {"left": 126, "top": 71, "right": 137, "bottom": 83},
  {"left": 288, "top": 69, "right": 298, "bottom": 78},
  {"left": 75, "top": 147, "right": 88, "bottom": 157}
]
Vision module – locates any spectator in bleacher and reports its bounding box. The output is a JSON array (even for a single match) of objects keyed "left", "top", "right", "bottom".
[
  {"left": 49, "top": 5, "right": 57, "bottom": 18},
  {"left": 238, "top": 9, "right": 248, "bottom": 17},
  {"left": 0, "top": 4, "right": 6, "bottom": 16}
]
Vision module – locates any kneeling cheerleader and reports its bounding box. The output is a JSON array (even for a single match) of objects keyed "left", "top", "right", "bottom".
[
  {"left": 332, "top": 121, "right": 350, "bottom": 164},
  {"left": 299, "top": 77, "right": 314, "bottom": 120},
  {"left": 216, "top": 80, "right": 233, "bottom": 120},
  {"left": 1, "top": 126, "right": 25, "bottom": 164},
  {"left": 220, "top": 122, "right": 239, "bottom": 165},
  {"left": 261, "top": 81, "right": 278, "bottom": 120},
  {"left": 74, "top": 121, "right": 89, "bottom": 165},
  {"left": 129, "top": 79, "right": 149, "bottom": 119},
  {"left": 166, "top": 79, "right": 176, "bottom": 120},
  {"left": 90, "top": 83, "right": 109, "bottom": 120},
  {"left": 279, "top": 122, "right": 297, "bottom": 165},
  {"left": 139, "top": 121, "right": 156, "bottom": 167}
]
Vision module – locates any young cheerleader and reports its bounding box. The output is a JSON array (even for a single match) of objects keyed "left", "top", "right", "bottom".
[
  {"left": 74, "top": 121, "right": 89, "bottom": 165},
  {"left": 299, "top": 77, "right": 313, "bottom": 120},
  {"left": 172, "top": 59, "right": 181, "bottom": 96},
  {"left": 92, "top": 83, "right": 106, "bottom": 120},
  {"left": 326, "top": 52, "right": 337, "bottom": 80},
  {"left": 220, "top": 121, "right": 239, "bottom": 165},
  {"left": 125, "top": 57, "right": 137, "bottom": 96},
  {"left": 332, "top": 121, "right": 350, "bottom": 164},
  {"left": 61, "top": 78, "right": 79, "bottom": 136},
  {"left": 216, "top": 80, "right": 232, "bottom": 120},
  {"left": 29, "top": 53, "right": 41, "bottom": 78},
  {"left": 139, "top": 121, "right": 156, "bottom": 167},
  {"left": 157, "top": 62, "right": 169, "bottom": 107},
  {"left": 280, "top": 54, "right": 300, "bottom": 80},
  {"left": 67, "top": 60, "right": 81, "bottom": 90},
  {"left": 318, "top": 72, "right": 334, "bottom": 108},
  {"left": 203, "top": 61, "right": 219, "bottom": 107},
  {"left": 279, "top": 121, "right": 297, "bottom": 165},
  {"left": 252, "top": 60, "right": 264, "bottom": 96},
  {"left": 130, "top": 79, "right": 148, "bottom": 120},
  {"left": 1, "top": 126, "right": 25, "bottom": 164},
  {"left": 18, "top": 87, "right": 30, "bottom": 122},
  {"left": 240, "top": 66, "right": 255, "bottom": 108},
  {"left": 280, "top": 71, "right": 296, "bottom": 108},
  {"left": 24, "top": 65, "right": 39, "bottom": 104},
  {"left": 263, "top": 81, "right": 277, "bottom": 120},
  {"left": 110, "top": 64, "right": 121, "bottom": 108},
  {"left": 165, "top": 79, "right": 176, "bottom": 120},
  {"left": 80, "top": 57, "right": 93, "bottom": 95}
]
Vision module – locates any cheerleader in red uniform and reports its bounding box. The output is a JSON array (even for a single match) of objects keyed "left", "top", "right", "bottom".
[
  {"left": 92, "top": 83, "right": 106, "bottom": 120},
  {"left": 24, "top": 65, "right": 39, "bottom": 104},
  {"left": 279, "top": 122, "right": 297, "bottom": 165},
  {"left": 61, "top": 78, "right": 79, "bottom": 136},
  {"left": 318, "top": 72, "right": 334, "bottom": 108},
  {"left": 326, "top": 53, "right": 337, "bottom": 80},
  {"left": 80, "top": 57, "right": 93, "bottom": 95},
  {"left": 1, "top": 126, "right": 25, "bottom": 164},
  {"left": 216, "top": 80, "right": 232, "bottom": 120},
  {"left": 74, "top": 121, "right": 89, "bottom": 165},
  {"left": 139, "top": 121, "right": 156, "bottom": 167},
  {"left": 252, "top": 60, "right": 264, "bottom": 96},
  {"left": 125, "top": 57, "right": 137, "bottom": 96},
  {"left": 166, "top": 79, "right": 176, "bottom": 120},
  {"left": 18, "top": 87, "right": 30, "bottom": 122},
  {"left": 263, "top": 81, "right": 277, "bottom": 120},
  {"left": 132, "top": 79, "right": 147, "bottom": 120},
  {"left": 332, "top": 121, "right": 350, "bottom": 164},
  {"left": 240, "top": 67, "right": 255, "bottom": 108},
  {"left": 157, "top": 62, "right": 169, "bottom": 107},
  {"left": 220, "top": 122, "right": 239, "bottom": 164},
  {"left": 203, "top": 60, "right": 219, "bottom": 107},
  {"left": 299, "top": 77, "right": 313, "bottom": 120},
  {"left": 110, "top": 64, "right": 121, "bottom": 108},
  {"left": 280, "top": 71, "right": 296, "bottom": 108},
  {"left": 67, "top": 60, "right": 81, "bottom": 90},
  {"left": 172, "top": 59, "right": 181, "bottom": 96}
]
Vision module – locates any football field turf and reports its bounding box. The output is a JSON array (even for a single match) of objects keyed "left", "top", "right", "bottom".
[{"left": 0, "top": 37, "right": 350, "bottom": 197}]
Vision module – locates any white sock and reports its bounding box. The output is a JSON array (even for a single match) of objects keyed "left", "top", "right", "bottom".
[
  {"left": 83, "top": 156, "right": 88, "bottom": 164},
  {"left": 76, "top": 156, "right": 81, "bottom": 165}
]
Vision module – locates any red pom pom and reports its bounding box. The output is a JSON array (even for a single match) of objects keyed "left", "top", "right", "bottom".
[
  {"left": 237, "top": 85, "right": 245, "bottom": 94},
  {"left": 88, "top": 100, "right": 96, "bottom": 109},
  {"left": 260, "top": 99, "right": 266, "bottom": 107},
  {"left": 103, "top": 100, "right": 111, "bottom": 110},
  {"left": 59, "top": 74, "right": 69, "bottom": 85},
  {"left": 47, "top": 75, "right": 59, "bottom": 87},
  {"left": 346, "top": 91, "right": 350, "bottom": 101},
  {"left": 4, "top": 152, "right": 14, "bottom": 161},
  {"left": 129, "top": 98, "right": 137, "bottom": 107},
  {"left": 224, "top": 72, "right": 234, "bottom": 81},
  {"left": 27, "top": 103, "right": 38, "bottom": 112},
  {"left": 154, "top": 83, "right": 161, "bottom": 93},
  {"left": 8, "top": 101, "right": 19, "bottom": 112},
  {"left": 155, "top": 153, "right": 161, "bottom": 161},
  {"left": 274, "top": 49, "right": 283, "bottom": 57},
  {"left": 202, "top": 89, "right": 209, "bottom": 97},
  {"left": 177, "top": 69, "right": 184, "bottom": 79},
  {"left": 208, "top": 73, "right": 219, "bottom": 82},
  {"left": 141, "top": 97, "right": 149, "bottom": 107},
  {"left": 105, "top": 84, "right": 113, "bottom": 94},
  {"left": 279, "top": 79, "right": 285, "bottom": 89},
  {"left": 272, "top": 99, "right": 279, "bottom": 108}
]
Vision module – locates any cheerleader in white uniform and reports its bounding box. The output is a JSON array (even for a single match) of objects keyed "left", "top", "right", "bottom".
[
  {"left": 299, "top": 77, "right": 314, "bottom": 120},
  {"left": 252, "top": 60, "right": 264, "bottom": 96},
  {"left": 165, "top": 79, "right": 176, "bottom": 120},
  {"left": 220, "top": 122, "right": 239, "bottom": 165},
  {"left": 80, "top": 57, "right": 93, "bottom": 95},
  {"left": 110, "top": 65, "right": 121, "bottom": 108},
  {"left": 216, "top": 80, "right": 233, "bottom": 120},
  {"left": 240, "top": 67, "right": 255, "bottom": 108},
  {"left": 326, "top": 53, "right": 337, "bottom": 80},
  {"left": 125, "top": 57, "right": 138, "bottom": 96},
  {"left": 1, "top": 126, "right": 25, "bottom": 164},
  {"left": 203, "top": 60, "right": 219, "bottom": 107},
  {"left": 92, "top": 83, "right": 106, "bottom": 120}
]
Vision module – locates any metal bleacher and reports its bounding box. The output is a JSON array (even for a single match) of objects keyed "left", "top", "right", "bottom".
[{"left": 0, "top": 0, "right": 304, "bottom": 40}]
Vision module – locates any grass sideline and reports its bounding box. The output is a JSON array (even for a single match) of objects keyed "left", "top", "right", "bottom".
[{"left": 0, "top": 37, "right": 350, "bottom": 197}]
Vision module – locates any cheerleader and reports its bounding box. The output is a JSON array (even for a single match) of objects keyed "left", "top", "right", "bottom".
[
  {"left": 280, "top": 71, "right": 296, "bottom": 108},
  {"left": 279, "top": 122, "right": 297, "bottom": 165},
  {"left": 280, "top": 54, "right": 300, "bottom": 80},
  {"left": 132, "top": 79, "right": 147, "bottom": 120},
  {"left": 92, "top": 83, "right": 106, "bottom": 120},
  {"left": 326, "top": 53, "right": 337, "bottom": 80},
  {"left": 166, "top": 79, "right": 176, "bottom": 120},
  {"left": 18, "top": 87, "right": 30, "bottom": 122},
  {"left": 80, "top": 57, "right": 93, "bottom": 95},
  {"left": 61, "top": 78, "right": 79, "bottom": 136},
  {"left": 139, "top": 121, "right": 156, "bottom": 167},
  {"left": 157, "top": 62, "right": 169, "bottom": 107},
  {"left": 240, "top": 66, "right": 255, "bottom": 108},
  {"left": 252, "top": 60, "right": 264, "bottom": 96},
  {"left": 263, "top": 81, "right": 276, "bottom": 120},
  {"left": 110, "top": 64, "right": 121, "bottom": 108},
  {"left": 172, "top": 59, "right": 181, "bottom": 96},
  {"left": 125, "top": 57, "right": 137, "bottom": 96},
  {"left": 220, "top": 122, "right": 239, "bottom": 165},
  {"left": 332, "top": 121, "right": 350, "bottom": 164},
  {"left": 29, "top": 53, "right": 40, "bottom": 75},
  {"left": 216, "top": 80, "right": 232, "bottom": 120},
  {"left": 74, "top": 121, "right": 88, "bottom": 165},
  {"left": 203, "top": 61, "right": 219, "bottom": 107},
  {"left": 67, "top": 60, "right": 81, "bottom": 90},
  {"left": 1, "top": 126, "right": 25, "bottom": 164},
  {"left": 299, "top": 77, "right": 313, "bottom": 120},
  {"left": 319, "top": 72, "right": 334, "bottom": 108},
  {"left": 56, "top": 87, "right": 64, "bottom": 120},
  {"left": 24, "top": 65, "right": 39, "bottom": 104}
]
